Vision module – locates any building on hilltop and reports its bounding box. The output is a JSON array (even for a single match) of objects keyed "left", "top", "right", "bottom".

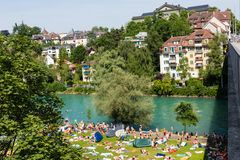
[
  {"left": 159, "top": 29, "right": 214, "bottom": 80},
  {"left": 131, "top": 2, "right": 211, "bottom": 22},
  {"left": 132, "top": 2, "right": 185, "bottom": 22},
  {"left": 32, "top": 29, "right": 61, "bottom": 44},
  {"left": 61, "top": 30, "right": 88, "bottom": 47},
  {"left": 0, "top": 30, "right": 10, "bottom": 36},
  {"left": 124, "top": 32, "right": 148, "bottom": 48},
  {"left": 187, "top": 5, "right": 210, "bottom": 13}
]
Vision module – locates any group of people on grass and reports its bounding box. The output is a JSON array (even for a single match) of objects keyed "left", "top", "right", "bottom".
[{"left": 60, "top": 120, "right": 226, "bottom": 160}]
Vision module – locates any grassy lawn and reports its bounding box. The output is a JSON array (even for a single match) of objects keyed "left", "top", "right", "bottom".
[{"left": 67, "top": 131, "right": 205, "bottom": 160}]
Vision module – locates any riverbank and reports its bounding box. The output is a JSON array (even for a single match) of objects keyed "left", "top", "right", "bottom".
[{"left": 59, "top": 91, "right": 217, "bottom": 99}]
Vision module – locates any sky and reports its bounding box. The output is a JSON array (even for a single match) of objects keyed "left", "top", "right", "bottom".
[{"left": 0, "top": 0, "right": 239, "bottom": 33}]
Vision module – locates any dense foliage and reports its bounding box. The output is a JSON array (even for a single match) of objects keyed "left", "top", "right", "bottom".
[
  {"left": 13, "top": 23, "right": 41, "bottom": 37},
  {"left": 175, "top": 102, "right": 199, "bottom": 132},
  {"left": 93, "top": 50, "right": 154, "bottom": 126},
  {"left": 0, "top": 35, "right": 81, "bottom": 159}
]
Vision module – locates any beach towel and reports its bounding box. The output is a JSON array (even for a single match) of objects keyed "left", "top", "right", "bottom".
[
  {"left": 177, "top": 154, "right": 187, "bottom": 157},
  {"left": 181, "top": 142, "right": 187, "bottom": 147},
  {"left": 100, "top": 153, "right": 113, "bottom": 157},
  {"left": 195, "top": 151, "right": 204, "bottom": 154},
  {"left": 85, "top": 146, "right": 96, "bottom": 150},
  {"left": 115, "top": 129, "right": 126, "bottom": 137},
  {"left": 94, "top": 131, "right": 103, "bottom": 142}
]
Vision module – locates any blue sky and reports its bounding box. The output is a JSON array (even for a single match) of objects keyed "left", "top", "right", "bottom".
[{"left": 0, "top": 0, "right": 239, "bottom": 33}]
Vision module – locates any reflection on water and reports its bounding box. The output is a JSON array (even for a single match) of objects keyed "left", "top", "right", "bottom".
[{"left": 60, "top": 95, "right": 227, "bottom": 135}]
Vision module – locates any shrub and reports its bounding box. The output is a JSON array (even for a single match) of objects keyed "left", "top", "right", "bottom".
[{"left": 47, "top": 81, "right": 66, "bottom": 92}]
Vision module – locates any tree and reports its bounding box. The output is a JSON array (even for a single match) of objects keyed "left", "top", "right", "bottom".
[
  {"left": 152, "top": 73, "right": 173, "bottom": 95},
  {"left": 0, "top": 34, "right": 81, "bottom": 158},
  {"left": 204, "top": 34, "right": 227, "bottom": 86},
  {"left": 177, "top": 57, "right": 190, "bottom": 85},
  {"left": 175, "top": 102, "right": 199, "bottom": 133},
  {"left": 117, "top": 42, "right": 154, "bottom": 77},
  {"left": 124, "top": 21, "right": 147, "bottom": 36},
  {"left": 70, "top": 45, "right": 86, "bottom": 63},
  {"left": 93, "top": 50, "right": 154, "bottom": 126},
  {"left": 59, "top": 48, "right": 68, "bottom": 67},
  {"left": 13, "top": 22, "right": 41, "bottom": 37}
]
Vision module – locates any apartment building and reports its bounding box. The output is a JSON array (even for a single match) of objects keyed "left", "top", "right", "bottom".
[
  {"left": 61, "top": 30, "right": 88, "bottom": 47},
  {"left": 159, "top": 29, "right": 214, "bottom": 79},
  {"left": 124, "top": 32, "right": 148, "bottom": 48},
  {"left": 81, "top": 63, "right": 93, "bottom": 82},
  {"left": 42, "top": 45, "right": 71, "bottom": 65}
]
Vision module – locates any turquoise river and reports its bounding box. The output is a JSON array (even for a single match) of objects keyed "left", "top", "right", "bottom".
[{"left": 60, "top": 94, "right": 227, "bottom": 135}]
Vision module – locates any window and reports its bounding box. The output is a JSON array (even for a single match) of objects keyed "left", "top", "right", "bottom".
[
  {"left": 170, "top": 47, "right": 174, "bottom": 53},
  {"left": 171, "top": 67, "right": 176, "bottom": 70},
  {"left": 189, "top": 47, "right": 194, "bottom": 51},
  {"left": 164, "top": 60, "right": 169, "bottom": 64},
  {"left": 189, "top": 40, "right": 193, "bottom": 45},
  {"left": 164, "top": 67, "right": 169, "bottom": 71},
  {"left": 164, "top": 47, "right": 168, "bottom": 52},
  {"left": 190, "top": 60, "right": 193, "bottom": 64},
  {"left": 178, "top": 46, "right": 182, "bottom": 51},
  {"left": 163, "top": 54, "right": 169, "bottom": 58},
  {"left": 190, "top": 54, "right": 193, "bottom": 58},
  {"left": 191, "top": 68, "right": 194, "bottom": 71}
]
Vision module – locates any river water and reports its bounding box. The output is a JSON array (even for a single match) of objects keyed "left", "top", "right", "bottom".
[{"left": 60, "top": 94, "right": 227, "bottom": 135}]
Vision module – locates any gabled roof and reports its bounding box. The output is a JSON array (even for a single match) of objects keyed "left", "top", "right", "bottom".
[
  {"left": 155, "top": 2, "right": 185, "bottom": 11},
  {"left": 185, "top": 29, "right": 214, "bottom": 40},
  {"left": 42, "top": 29, "right": 49, "bottom": 35},
  {"left": 189, "top": 11, "right": 231, "bottom": 24},
  {"left": 163, "top": 36, "right": 187, "bottom": 47},
  {"left": 187, "top": 5, "right": 210, "bottom": 12}
]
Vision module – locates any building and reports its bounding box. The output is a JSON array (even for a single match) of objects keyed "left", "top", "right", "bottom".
[
  {"left": 42, "top": 45, "right": 71, "bottom": 65},
  {"left": 81, "top": 63, "right": 93, "bottom": 82},
  {"left": 159, "top": 36, "right": 186, "bottom": 80},
  {"left": 132, "top": 2, "right": 185, "bottom": 22},
  {"left": 124, "top": 32, "right": 148, "bottom": 48},
  {"left": 61, "top": 30, "right": 88, "bottom": 47},
  {"left": 188, "top": 11, "right": 231, "bottom": 30},
  {"left": 32, "top": 29, "right": 61, "bottom": 44},
  {"left": 0, "top": 30, "right": 10, "bottom": 36},
  {"left": 159, "top": 29, "right": 214, "bottom": 79},
  {"left": 203, "top": 16, "right": 231, "bottom": 39},
  {"left": 187, "top": 5, "right": 210, "bottom": 13},
  {"left": 131, "top": 3, "right": 211, "bottom": 22}
]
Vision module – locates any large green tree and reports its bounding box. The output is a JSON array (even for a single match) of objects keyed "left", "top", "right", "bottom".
[
  {"left": 13, "top": 23, "right": 41, "bottom": 37},
  {"left": 0, "top": 34, "right": 81, "bottom": 159},
  {"left": 204, "top": 34, "right": 227, "bottom": 86},
  {"left": 175, "top": 102, "right": 199, "bottom": 133},
  {"left": 177, "top": 57, "right": 190, "bottom": 85},
  {"left": 70, "top": 45, "right": 86, "bottom": 63},
  {"left": 93, "top": 50, "right": 154, "bottom": 126}
]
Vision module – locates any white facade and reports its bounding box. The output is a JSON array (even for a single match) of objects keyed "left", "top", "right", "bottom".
[
  {"left": 82, "top": 64, "right": 92, "bottom": 82},
  {"left": 203, "top": 17, "right": 231, "bottom": 39},
  {"left": 62, "top": 38, "right": 88, "bottom": 47},
  {"left": 159, "top": 47, "right": 181, "bottom": 80},
  {"left": 42, "top": 46, "right": 71, "bottom": 65}
]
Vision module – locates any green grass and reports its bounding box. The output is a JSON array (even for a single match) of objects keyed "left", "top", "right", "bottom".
[{"left": 67, "top": 131, "right": 205, "bottom": 160}]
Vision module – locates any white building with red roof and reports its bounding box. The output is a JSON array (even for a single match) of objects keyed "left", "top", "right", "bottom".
[{"left": 159, "top": 29, "right": 215, "bottom": 79}]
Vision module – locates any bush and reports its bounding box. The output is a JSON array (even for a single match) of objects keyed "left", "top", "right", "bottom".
[{"left": 47, "top": 81, "right": 66, "bottom": 92}]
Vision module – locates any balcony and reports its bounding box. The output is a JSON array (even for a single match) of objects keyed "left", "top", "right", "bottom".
[
  {"left": 195, "top": 57, "right": 203, "bottom": 61},
  {"left": 195, "top": 50, "right": 203, "bottom": 54},
  {"left": 84, "top": 71, "right": 91, "bottom": 75},
  {"left": 195, "top": 43, "right": 202, "bottom": 47},
  {"left": 196, "top": 63, "right": 203, "bottom": 68}
]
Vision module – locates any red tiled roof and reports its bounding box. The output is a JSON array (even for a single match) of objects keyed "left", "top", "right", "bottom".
[
  {"left": 185, "top": 29, "right": 214, "bottom": 40},
  {"left": 189, "top": 11, "right": 231, "bottom": 24}
]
